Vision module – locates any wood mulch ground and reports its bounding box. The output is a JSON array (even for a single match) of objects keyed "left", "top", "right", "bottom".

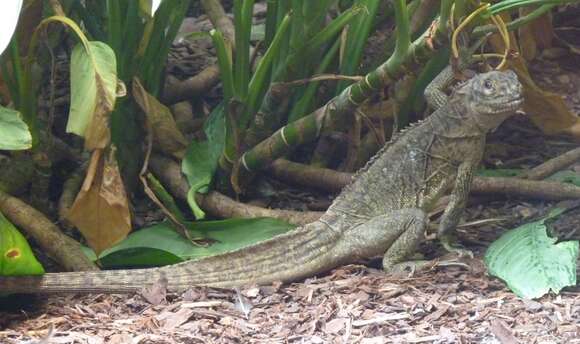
[{"left": 1, "top": 252, "right": 579, "bottom": 343}]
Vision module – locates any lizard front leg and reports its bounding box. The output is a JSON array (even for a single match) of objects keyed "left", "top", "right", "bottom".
[
  {"left": 438, "top": 162, "right": 475, "bottom": 257},
  {"left": 424, "top": 66, "right": 454, "bottom": 110}
]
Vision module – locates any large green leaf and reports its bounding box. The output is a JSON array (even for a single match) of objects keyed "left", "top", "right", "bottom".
[
  {"left": 485, "top": 207, "right": 579, "bottom": 299},
  {"left": 182, "top": 103, "right": 226, "bottom": 219},
  {"left": 0, "top": 211, "right": 44, "bottom": 276},
  {"left": 0, "top": 106, "right": 31, "bottom": 150},
  {"left": 93, "top": 217, "right": 295, "bottom": 268},
  {"left": 66, "top": 41, "right": 117, "bottom": 142}
]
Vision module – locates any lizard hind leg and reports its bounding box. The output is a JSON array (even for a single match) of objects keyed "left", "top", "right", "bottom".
[{"left": 379, "top": 208, "right": 428, "bottom": 273}]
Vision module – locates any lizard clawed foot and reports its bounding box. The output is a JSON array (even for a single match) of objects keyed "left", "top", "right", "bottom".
[
  {"left": 440, "top": 234, "right": 474, "bottom": 259},
  {"left": 385, "top": 257, "right": 472, "bottom": 278},
  {"left": 384, "top": 260, "right": 434, "bottom": 278}
]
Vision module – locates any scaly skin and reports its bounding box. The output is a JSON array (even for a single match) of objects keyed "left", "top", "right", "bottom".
[{"left": 0, "top": 69, "right": 523, "bottom": 294}]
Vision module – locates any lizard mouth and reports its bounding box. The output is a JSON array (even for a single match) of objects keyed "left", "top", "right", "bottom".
[{"left": 491, "top": 96, "right": 524, "bottom": 114}]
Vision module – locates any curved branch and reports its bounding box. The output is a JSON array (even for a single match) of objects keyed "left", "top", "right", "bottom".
[{"left": 0, "top": 190, "right": 98, "bottom": 272}]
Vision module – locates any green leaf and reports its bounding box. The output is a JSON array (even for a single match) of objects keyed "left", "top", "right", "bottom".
[
  {"left": 0, "top": 211, "right": 44, "bottom": 276},
  {"left": 0, "top": 106, "right": 31, "bottom": 150},
  {"left": 66, "top": 41, "right": 117, "bottom": 139},
  {"left": 95, "top": 217, "right": 295, "bottom": 268},
  {"left": 547, "top": 171, "right": 580, "bottom": 187},
  {"left": 484, "top": 207, "right": 579, "bottom": 299},
  {"left": 182, "top": 104, "right": 226, "bottom": 219}
]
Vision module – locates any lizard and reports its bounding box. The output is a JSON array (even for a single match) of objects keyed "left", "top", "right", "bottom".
[{"left": 0, "top": 68, "right": 523, "bottom": 294}]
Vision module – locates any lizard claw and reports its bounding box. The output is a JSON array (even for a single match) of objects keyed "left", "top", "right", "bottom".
[
  {"left": 385, "top": 260, "right": 435, "bottom": 278},
  {"left": 440, "top": 235, "right": 474, "bottom": 259}
]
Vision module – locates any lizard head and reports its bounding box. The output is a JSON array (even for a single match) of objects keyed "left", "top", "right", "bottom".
[{"left": 454, "top": 69, "right": 524, "bottom": 131}]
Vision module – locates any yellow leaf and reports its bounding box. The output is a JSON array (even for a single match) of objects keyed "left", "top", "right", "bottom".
[{"left": 66, "top": 149, "right": 131, "bottom": 254}]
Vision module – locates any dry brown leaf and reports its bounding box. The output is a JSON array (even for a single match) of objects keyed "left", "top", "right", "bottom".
[
  {"left": 66, "top": 148, "right": 131, "bottom": 254},
  {"left": 132, "top": 78, "right": 188, "bottom": 159},
  {"left": 489, "top": 25, "right": 578, "bottom": 136},
  {"left": 518, "top": 8, "right": 553, "bottom": 61},
  {"left": 509, "top": 56, "right": 578, "bottom": 134},
  {"left": 84, "top": 83, "right": 113, "bottom": 150}
]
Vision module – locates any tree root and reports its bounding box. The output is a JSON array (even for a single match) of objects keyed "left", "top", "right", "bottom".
[
  {"left": 519, "top": 146, "right": 580, "bottom": 180},
  {"left": 0, "top": 189, "right": 98, "bottom": 272},
  {"left": 268, "top": 158, "right": 580, "bottom": 201},
  {"left": 149, "top": 155, "right": 322, "bottom": 226},
  {"left": 470, "top": 177, "right": 580, "bottom": 200},
  {"left": 162, "top": 66, "right": 221, "bottom": 105}
]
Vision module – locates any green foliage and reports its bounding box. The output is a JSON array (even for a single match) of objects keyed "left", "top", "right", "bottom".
[
  {"left": 71, "top": 0, "right": 190, "bottom": 184},
  {"left": 67, "top": 41, "right": 117, "bottom": 138},
  {"left": 89, "top": 218, "right": 295, "bottom": 268},
  {"left": 335, "top": 0, "right": 380, "bottom": 94},
  {"left": 0, "top": 211, "right": 44, "bottom": 276},
  {"left": 485, "top": 207, "right": 579, "bottom": 299},
  {"left": 182, "top": 104, "right": 226, "bottom": 219},
  {"left": 547, "top": 171, "right": 580, "bottom": 186},
  {"left": 0, "top": 106, "right": 31, "bottom": 150}
]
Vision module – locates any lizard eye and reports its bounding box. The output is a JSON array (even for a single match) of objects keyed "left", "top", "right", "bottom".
[{"left": 483, "top": 79, "right": 494, "bottom": 90}]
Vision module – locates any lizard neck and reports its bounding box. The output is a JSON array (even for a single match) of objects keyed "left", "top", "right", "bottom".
[{"left": 430, "top": 100, "right": 489, "bottom": 138}]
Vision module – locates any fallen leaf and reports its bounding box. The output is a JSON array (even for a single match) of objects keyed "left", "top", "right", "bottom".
[{"left": 66, "top": 148, "right": 131, "bottom": 254}]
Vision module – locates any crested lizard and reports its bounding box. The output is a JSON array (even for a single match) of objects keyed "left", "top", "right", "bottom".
[{"left": 0, "top": 68, "right": 523, "bottom": 293}]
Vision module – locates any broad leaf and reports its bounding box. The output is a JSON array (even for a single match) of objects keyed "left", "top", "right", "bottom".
[
  {"left": 0, "top": 211, "right": 44, "bottom": 276},
  {"left": 485, "top": 207, "right": 579, "bottom": 299},
  {"left": 182, "top": 104, "right": 226, "bottom": 219},
  {"left": 94, "top": 217, "right": 295, "bottom": 268},
  {"left": 67, "top": 41, "right": 117, "bottom": 150},
  {"left": 0, "top": 106, "right": 31, "bottom": 150},
  {"left": 67, "top": 149, "right": 131, "bottom": 254},
  {"left": 0, "top": 0, "right": 22, "bottom": 55}
]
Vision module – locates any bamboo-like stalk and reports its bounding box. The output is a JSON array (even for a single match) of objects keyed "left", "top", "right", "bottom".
[
  {"left": 234, "top": 0, "right": 451, "bottom": 186},
  {"left": 243, "top": 4, "right": 366, "bottom": 148}
]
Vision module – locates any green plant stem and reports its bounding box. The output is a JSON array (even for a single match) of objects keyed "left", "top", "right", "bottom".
[
  {"left": 233, "top": 0, "right": 254, "bottom": 99},
  {"left": 288, "top": 38, "right": 341, "bottom": 122},
  {"left": 201, "top": 0, "right": 235, "bottom": 43},
  {"left": 487, "top": 0, "right": 577, "bottom": 15},
  {"left": 473, "top": 4, "right": 555, "bottom": 37},
  {"left": 235, "top": 0, "right": 450, "bottom": 184},
  {"left": 241, "top": 4, "right": 362, "bottom": 149}
]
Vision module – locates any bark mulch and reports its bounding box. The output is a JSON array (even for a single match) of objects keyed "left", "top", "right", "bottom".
[{"left": 1, "top": 255, "right": 579, "bottom": 344}]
